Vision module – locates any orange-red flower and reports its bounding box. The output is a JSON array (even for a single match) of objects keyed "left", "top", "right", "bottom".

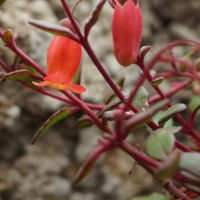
[
  {"left": 112, "top": 0, "right": 142, "bottom": 67},
  {"left": 33, "top": 25, "right": 86, "bottom": 94}
]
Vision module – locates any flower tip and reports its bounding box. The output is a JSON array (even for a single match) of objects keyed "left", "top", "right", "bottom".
[{"left": 70, "top": 84, "right": 86, "bottom": 94}]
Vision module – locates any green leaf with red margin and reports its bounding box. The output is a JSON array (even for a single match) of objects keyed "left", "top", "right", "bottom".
[
  {"left": 76, "top": 115, "right": 93, "bottom": 128},
  {"left": 0, "top": 70, "right": 41, "bottom": 82},
  {"left": 29, "top": 20, "right": 79, "bottom": 43},
  {"left": 189, "top": 96, "right": 200, "bottom": 113},
  {"left": 145, "top": 128, "right": 175, "bottom": 160},
  {"left": 129, "top": 193, "right": 170, "bottom": 200},
  {"left": 154, "top": 150, "right": 181, "bottom": 180},
  {"left": 158, "top": 103, "right": 186, "bottom": 126},
  {"left": 124, "top": 100, "right": 168, "bottom": 134},
  {"left": 84, "top": 0, "right": 106, "bottom": 38},
  {"left": 179, "top": 152, "right": 200, "bottom": 177},
  {"left": 74, "top": 145, "right": 106, "bottom": 185},
  {"left": 31, "top": 107, "right": 78, "bottom": 144}
]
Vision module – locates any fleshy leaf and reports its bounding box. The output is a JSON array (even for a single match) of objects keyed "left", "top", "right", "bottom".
[
  {"left": 145, "top": 128, "right": 175, "bottom": 160},
  {"left": 189, "top": 96, "right": 200, "bottom": 113},
  {"left": 165, "top": 126, "right": 181, "bottom": 134},
  {"left": 84, "top": 0, "right": 106, "bottom": 38},
  {"left": 179, "top": 152, "right": 200, "bottom": 177},
  {"left": 98, "top": 94, "right": 129, "bottom": 118},
  {"left": 154, "top": 151, "right": 181, "bottom": 180},
  {"left": 1, "top": 29, "right": 14, "bottom": 46},
  {"left": 181, "top": 171, "right": 200, "bottom": 194},
  {"left": 129, "top": 193, "right": 170, "bottom": 200},
  {"left": 139, "top": 46, "right": 151, "bottom": 61},
  {"left": 116, "top": 72, "right": 126, "bottom": 90},
  {"left": 98, "top": 86, "right": 149, "bottom": 118},
  {"left": 0, "top": 70, "right": 40, "bottom": 82},
  {"left": 132, "top": 86, "right": 149, "bottom": 111},
  {"left": 29, "top": 20, "right": 79, "bottom": 43},
  {"left": 151, "top": 77, "right": 164, "bottom": 86},
  {"left": 31, "top": 107, "right": 78, "bottom": 144},
  {"left": 76, "top": 115, "right": 93, "bottom": 128},
  {"left": 103, "top": 110, "right": 133, "bottom": 121},
  {"left": 125, "top": 100, "right": 168, "bottom": 134},
  {"left": 74, "top": 145, "right": 106, "bottom": 185},
  {"left": 158, "top": 104, "right": 186, "bottom": 126}
]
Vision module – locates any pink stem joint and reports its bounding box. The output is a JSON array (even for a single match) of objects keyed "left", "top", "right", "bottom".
[
  {"left": 33, "top": 19, "right": 86, "bottom": 94},
  {"left": 112, "top": 0, "right": 142, "bottom": 67}
]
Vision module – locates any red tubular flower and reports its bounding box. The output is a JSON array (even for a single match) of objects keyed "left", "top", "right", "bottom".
[
  {"left": 33, "top": 23, "right": 86, "bottom": 94},
  {"left": 112, "top": 0, "right": 142, "bottom": 67}
]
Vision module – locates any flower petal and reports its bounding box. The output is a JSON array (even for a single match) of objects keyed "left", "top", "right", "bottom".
[
  {"left": 70, "top": 84, "right": 86, "bottom": 94},
  {"left": 32, "top": 81, "right": 50, "bottom": 87}
]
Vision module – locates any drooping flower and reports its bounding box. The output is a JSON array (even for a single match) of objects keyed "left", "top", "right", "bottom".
[
  {"left": 112, "top": 0, "right": 142, "bottom": 67},
  {"left": 33, "top": 20, "right": 86, "bottom": 94}
]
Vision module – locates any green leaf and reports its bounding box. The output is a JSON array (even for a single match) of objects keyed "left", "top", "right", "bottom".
[
  {"left": 18, "top": 64, "right": 40, "bottom": 75},
  {"left": 154, "top": 151, "right": 181, "bottom": 180},
  {"left": 0, "top": 70, "right": 40, "bottom": 82},
  {"left": 1, "top": 29, "right": 14, "bottom": 46},
  {"left": 31, "top": 107, "right": 78, "bottom": 144},
  {"left": 158, "top": 104, "right": 186, "bottom": 126},
  {"left": 129, "top": 193, "right": 170, "bottom": 200},
  {"left": 98, "top": 86, "right": 149, "bottom": 118},
  {"left": 84, "top": 0, "right": 106, "bottom": 38},
  {"left": 98, "top": 94, "right": 129, "bottom": 118},
  {"left": 116, "top": 72, "right": 126, "bottom": 90},
  {"left": 165, "top": 126, "right": 181, "bottom": 134},
  {"left": 151, "top": 77, "right": 164, "bottom": 86},
  {"left": 179, "top": 152, "right": 200, "bottom": 177},
  {"left": 189, "top": 96, "right": 200, "bottom": 113},
  {"left": 29, "top": 20, "right": 79, "bottom": 43},
  {"left": 74, "top": 145, "right": 106, "bottom": 185},
  {"left": 181, "top": 171, "right": 200, "bottom": 194},
  {"left": 125, "top": 100, "right": 168, "bottom": 134},
  {"left": 145, "top": 128, "right": 175, "bottom": 160},
  {"left": 76, "top": 115, "right": 93, "bottom": 128},
  {"left": 132, "top": 86, "right": 149, "bottom": 111}
]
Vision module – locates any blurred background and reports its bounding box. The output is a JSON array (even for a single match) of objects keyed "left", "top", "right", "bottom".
[{"left": 1, "top": 0, "right": 200, "bottom": 199}]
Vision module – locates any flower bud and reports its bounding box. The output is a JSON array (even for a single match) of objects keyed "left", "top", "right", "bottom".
[{"left": 112, "top": 0, "right": 142, "bottom": 66}]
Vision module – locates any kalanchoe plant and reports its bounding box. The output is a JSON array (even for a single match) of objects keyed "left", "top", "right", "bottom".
[{"left": 1, "top": 0, "right": 200, "bottom": 199}]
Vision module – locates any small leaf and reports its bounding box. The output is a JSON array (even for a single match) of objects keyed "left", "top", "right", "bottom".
[
  {"left": 76, "top": 115, "right": 93, "bottom": 128},
  {"left": 151, "top": 77, "right": 164, "bottom": 86},
  {"left": 74, "top": 145, "right": 106, "bottom": 185},
  {"left": 154, "top": 151, "right": 181, "bottom": 180},
  {"left": 31, "top": 107, "right": 78, "bottom": 144},
  {"left": 129, "top": 193, "right": 170, "bottom": 200},
  {"left": 29, "top": 20, "right": 79, "bottom": 43},
  {"left": 181, "top": 171, "right": 200, "bottom": 194},
  {"left": 0, "top": 70, "right": 40, "bottom": 82},
  {"left": 84, "top": 0, "right": 106, "bottom": 38},
  {"left": 103, "top": 110, "right": 133, "bottom": 121},
  {"left": 132, "top": 86, "right": 149, "bottom": 111},
  {"left": 2, "top": 29, "right": 14, "bottom": 46},
  {"left": 189, "top": 96, "right": 200, "bottom": 113},
  {"left": 165, "top": 126, "right": 181, "bottom": 134},
  {"left": 125, "top": 100, "right": 168, "bottom": 134},
  {"left": 99, "top": 87, "right": 149, "bottom": 118},
  {"left": 139, "top": 46, "right": 151, "bottom": 61},
  {"left": 179, "top": 152, "right": 200, "bottom": 177},
  {"left": 158, "top": 104, "right": 186, "bottom": 126},
  {"left": 116, "top": 72, "right": 126, "bottom": 89},
  {"left": 152, "top": 111, "right": 173, "bottom": 128},
  {"left": 145, "top": 128, "right": 175, "bottom": 160},
  {"left": 98, "top": 94, "right": 129, "bottom": 118}
]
